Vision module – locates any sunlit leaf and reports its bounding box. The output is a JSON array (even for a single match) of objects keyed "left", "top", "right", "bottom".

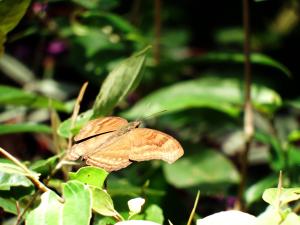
[
  {"left": 262, "top": 188, "right": 300, "bottom": 207},
  {"left": 0, "top": 85, "right": 71, "bottom": 112},
  {"left": 0, "top": 123, "right": 51, "bottom": 135},
  {"left": 90, "top": 186, "right": 118, "bottom": 217},
  {"left": 93, "top": 46, "right": 150, "bottom": 116},
  {"left": 0, "top": 0, "right": 31, "bottom": 55},
  {"left": 145, "top": 205, "right": 164, "bottom": 224},
  {"left": 26, "top": 191, "right": 63, "bottom": 225},
  {"left": 163, "top": 149, "right": 240, "bottom": 189},
  {"left": 63, "top": 181, "right": 92, "bottom": 225},
  {"left": 69, "top": 166, "right": 108, "bottom": 189},
  {"left": 26, "top": 181, "right": 92, "bottom": 225},
  {"left": 123, "top": 76, "right": 282, "bottom": 119}
]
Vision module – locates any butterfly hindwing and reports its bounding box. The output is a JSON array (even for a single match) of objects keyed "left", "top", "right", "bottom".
[{"left": 127, "top": 128, "right": 184, "bottom": 164}]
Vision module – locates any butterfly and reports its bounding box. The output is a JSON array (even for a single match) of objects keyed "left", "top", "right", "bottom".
[{"left": 67, "top": 116, "right": 184, "bottom": 172}]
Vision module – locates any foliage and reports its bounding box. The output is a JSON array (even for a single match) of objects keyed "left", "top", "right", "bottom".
[{"left": 1, "top": 0, "right": 300, "bottom": 225}]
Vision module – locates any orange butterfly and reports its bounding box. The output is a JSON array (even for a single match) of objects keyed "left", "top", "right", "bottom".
[{"left": 67, "top": 117, "right": 184, "bottom": 172}]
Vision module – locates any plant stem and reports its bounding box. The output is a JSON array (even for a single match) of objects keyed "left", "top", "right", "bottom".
[
  {"left": 0, "top": 147, "right": 49, "bottom": 193},
  {"left": 154, "top": 0, "right": 161, "bottom": 64},
  {"left": 237, "top": 0, "right": 254, "bottom": 210},
  {"left": 187, "top": 191, "right": 200, "bottom": 225}
]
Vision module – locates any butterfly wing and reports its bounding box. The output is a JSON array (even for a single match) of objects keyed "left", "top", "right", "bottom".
[
  {"left": 84, "top": 135, "right": 132, "bottom": 172},
  {"left": 74, "top": 116, "right": 128, "bottom": 142},
  {"left": 127, "top": 128, "right": 184, "bottom": 163},
  {"left": 67, "top": 132, "right": 115, "bottom": 160}
]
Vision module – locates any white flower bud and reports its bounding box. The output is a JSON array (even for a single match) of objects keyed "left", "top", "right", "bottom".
[{"left": 127, "top": 197, "right": 145, "bottom": 214}]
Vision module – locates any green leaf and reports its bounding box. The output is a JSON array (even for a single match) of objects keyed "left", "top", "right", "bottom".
[
  {"left": 69, "top": 166, "right": 108, "bottom": 189},
  {"left": 0, "top": 85, "right": 71, "bottom": 112},
  {"left": 198, "top": 52, "right": 291, "bottom": 77},
  {"left": 0, "top": 123, "right": 51, "bottom": 135},
  {"left": 63, "top": 181, "right": 92, "bottom": 225},
  {"left": 57, "top": 109, "right": 93, "bottom": 138},
  {"left": 93, "top": 46, "right": 150, "bottom": 116},
  {"left": 26, "top": 191, "right": 64, "bottom": 225},
  {"left": 0, "top": 0, "right": 31, "bottom": 55},
  {"left": 90, "top": 186, "right": 118, "bottom": 217},
  {"left": 145, "top": 205, "right": 164, "bottom": 224},
  {"left": 245, "top": 175, "right": 278, "bottom": 205},
  {"left": 0, "top": 172, "right": 33, "bottom": 190},
  {"left": 26, "top": 181, "right": 92, "bottom": 225},
  {"left": 123, "top": 76, "right": 282, "bottom": 119},
  {"left": 262, "top": 188, "right": 300, "bottom": 207},
  {"left": 0, "top": 162, "right": 39, "bottom": 178},
  {"left": 0, "top": 161, "right": 39, "bottom": 190},
  {"left": 0, "top": 196, "right": 18, "bottom": 215},
  {"left": 30, "top": 155, "right": 60, "bottom": 176},
  {"left": 163, "top": 149, "right": 240, "bottom": 189}
]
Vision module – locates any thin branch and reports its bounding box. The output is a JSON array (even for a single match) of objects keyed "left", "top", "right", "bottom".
[
  {"left": 154, "top": 0, "right": 161, "bottom": 64},
  {"left": 237, "top": 0, "right": 253, "bottom": 210},
  {"left": 187, "top": 191, "right": 200, "bottom": 225}
]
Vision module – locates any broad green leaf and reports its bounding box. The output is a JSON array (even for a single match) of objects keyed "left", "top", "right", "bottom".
[
  {"left": 245, "top": 175, "right": 278, "bottom": 205},
  {"left": 123, "top": 76, "right": 282, "bottom": 119},
  {"left": 145, "top": 205, "right": 164, "bottom": 224},
  {"left": 262, "top": 188, "right": 300, "bottom": 207},
  {"left": 57, "top": 109, "right": 93, "bottom": 138},
  {"left": 0, "top": 172, "right": 33, "bottom": 190},
  {"left": 63, "top": 181, "right": 92, "bottom": 225},
  {"left": 163, "top": 149, "right": 240, "bottom": 188},
  {"left": 90, "top": 186, "right": 118, "bottom": 217},
  {"left": 0, "top": 0, "right": 31, "bottom": 55},
  {"left": 69, "top": 166, "right": 108, "bottom": 188},
  {"left": 26, "top": 191, "right": 63, "bottom": 225},
  {"left": 93, "top": 46, "right": 149, "bottom": 116},
  {"left": 197, "top": 52, "right": 291, "bottom": 77},
  {"left": 30, "top": 155, "right": 60, "bottom": 176},
  {"left": 0, "top": 161, "right": 39, "bottom": 190},
  {"left": 0, "top": 85, "right": 71, "bottom": 112},
  {"left": 0, "top": 123, "right": 51, "bottom": 135},
  {"left": 0, "top": 196, "right": 18, "bottom": 215},
  {"left": 26, "top": 181, "right": 92, "bottom": 225}
]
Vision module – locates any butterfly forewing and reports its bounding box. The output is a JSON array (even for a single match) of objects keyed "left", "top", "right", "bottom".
[
  {"left": 74, "top": 116, "right": 128, "bottom": 142},
  {"left": 67, "top": 132, "right": 115, "bottom": 160}
]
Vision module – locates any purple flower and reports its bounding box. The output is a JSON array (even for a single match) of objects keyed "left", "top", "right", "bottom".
[
  {"left": 47, "top": 40, "right": 67, "bottom": 55},
  {"left": 32, "top": 2, "right": 47, "bottom": 14}
]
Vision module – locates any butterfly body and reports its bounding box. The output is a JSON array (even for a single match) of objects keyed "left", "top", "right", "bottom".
[{"left": 67, "top": 117, "right": 184, "bottom": 172}]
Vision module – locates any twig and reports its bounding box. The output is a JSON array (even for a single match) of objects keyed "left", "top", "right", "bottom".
[
  {"left": 0, "top": 147, "right": 49, "bottom": 193},
  {"left": 154, "top": 0, "right": 161, "bottom": 64},
  {"left": 187, "top": 191, "right": 200, "bottom": 225},
  {"left": 68, "top": 82, "right": 88, "bottom": 150},
  {"left": 53, "top": 82, "right": 88, "bottom": 174},
  {"left": 236, "top": 0, "right": 253, "bottom": 210}
]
